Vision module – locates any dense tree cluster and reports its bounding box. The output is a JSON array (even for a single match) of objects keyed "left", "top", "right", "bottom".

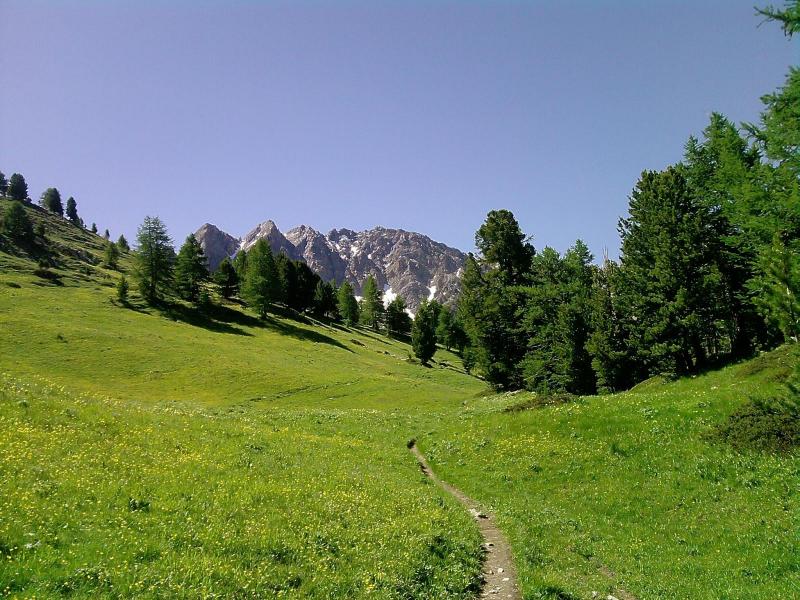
[{"left": 458, "top": 8, "right": 799, "bottom": 391}]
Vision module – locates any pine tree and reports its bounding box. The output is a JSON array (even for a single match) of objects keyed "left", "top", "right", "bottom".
[
  {"left": 91, "top": 223, "right": 98, "bottom": 234},
  {"left": 273, "top": 253, "right": 293, "bottom": 307},
  {"left": 0, "top": 172, "right": 8, "bottom": 196},
  {"left": 40, "top": 188, "right": 64, "bottom": 216},
  {"left": 65, "top": 197, "right": 80, "bottom": 224},
  {"left": 386, "top": 296, "right": 412, "bottom": 336},
  {"left": 750, "top": 233, "right": 800, "bottom": 342},
  {"left": 174, "top": 234, "right": 210, "bottom": 302},
  {"left": 412, "top": 300, "right": 438, "bottom": 364},
  {"left": 295, "top": 262, "right": 320, "bottom": 313},
  {"left": 2, "top": 201, "right": 33, "bottom": 243},
  {"left": 475, "top": 209, "right": 534, "bottom": 285},
  {"left": 617, "top": 167, "right": 721, "bottom": 377},
  {"left": 313, "top": 280, "right": 337, "bottom": 318},
  {"left": 117, "top": 234, "right": 130, "bottom": 252},
  {"left": 134, "top": 216, "right": 174, "bottom": 303},
  {"left": 104, "top": 229, "right": 110, "bottom": 240},
  {"left": 242, "top": 239, "right": 281, "bottom": 318},
  {"left": 103, "top": 241, "right": 120, "bottom": 270},
  {"left": 337, "top": 280, "right": 359, "bottom": 325},
  {"left": 214, "top": 257, "right": 239, "bottom": 299},
  {"left": 116, "top": 275, "right": 129, "bottom": 303},
  {"left": 435, "top": 307, "right": 454, "bottom": 350},
  {"left": 587, "top": 258, "right": 637, "bottom": 393},
  {"left": 359, "top": 275, "right": 384, "bottom": 331},
  {"left": 7, "top": 173, "right": 28, "bottom": 201},
  {"left": 233, "top": 250, "right": 248, "bottom": 281}
]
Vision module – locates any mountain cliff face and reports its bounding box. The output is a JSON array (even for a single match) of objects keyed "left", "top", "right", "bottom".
[{"left": 195, "top": 220, "right": 465, "bottom": 310}]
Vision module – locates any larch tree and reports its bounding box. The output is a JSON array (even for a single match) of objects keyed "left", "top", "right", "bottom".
[
  {"left": 337, "top": 280, "right": 359, "bottom": 325},
  {"left": 174, "top": 234, "right": 210, "bottom": 302},
  {"left": 134, "top": 216, "right": 174, "bottom": 303}
]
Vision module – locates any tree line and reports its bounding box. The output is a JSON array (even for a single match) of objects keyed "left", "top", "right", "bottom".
[
  {"left": 130, "top": 216, "right": 465, "bottom": 363},
  {"left": 0, "top": 171, "right": 128, "bottom": 261},
  {"left": 458, "top": 6, "right": 799, "bottom": 393}
]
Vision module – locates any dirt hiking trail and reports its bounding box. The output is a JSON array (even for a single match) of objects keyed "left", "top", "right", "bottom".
[{"left": 409, "top": 441, "right": 522, "bottom": 599}]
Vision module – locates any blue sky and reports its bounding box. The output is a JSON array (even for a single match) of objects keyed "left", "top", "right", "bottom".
[{"left": 0, "top": 1, "right": 796, "bottom": 257}]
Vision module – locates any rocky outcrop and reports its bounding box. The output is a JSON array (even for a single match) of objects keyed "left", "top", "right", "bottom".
[
  {"left": 195, "top": 223, "right": 239, "bottom": 271},
  {"left": 195, "top": 220, "right": 466, "bottom": 310}
]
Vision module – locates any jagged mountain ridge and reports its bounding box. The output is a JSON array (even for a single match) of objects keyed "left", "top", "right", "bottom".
[{"left": 195, "top": 221, "right": 466, "bottom": 310}]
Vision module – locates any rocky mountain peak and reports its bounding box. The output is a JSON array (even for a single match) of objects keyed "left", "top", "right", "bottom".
[{"left": 196, "top": 220, "right": 466, "bottom": 310}]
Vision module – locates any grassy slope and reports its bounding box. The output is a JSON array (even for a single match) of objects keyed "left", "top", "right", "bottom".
[
  {"left": 2, "top": 199, "right": 798, "bottom": 599},
  {"left": 0, "top": 200, "right": 486, "bottom": 598},
  {"left": 421, "top": 348, "right": 799, "bottom": 599}
]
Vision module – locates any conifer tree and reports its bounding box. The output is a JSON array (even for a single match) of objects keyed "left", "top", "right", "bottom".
[
  {"left": 174, "top": 234, "right": 209, "bottom": 302},
  {"left": 386, "top": 296, "right": 412, "bottom": 336},
  {"left": 65, "top": 197, "right": 80, "bottom": 224},
  {"left": 2, "top": 201, "right": 33, "bottom": 243},
  {"left": 103, "top": 241, "right": 120, "bottom": 270},
  {"left": 0, "top": 172, "right": 8, "bottom": 196},
  {"left": 750, "top": 233, "right": 800, "bottom": 342},
  {"left": 134, "top": 216, "right": 174, "bottom": 302},
  {"left": 7, "top": 173, "right": 28, "bottom": 201},
  {"left": 359, "top": 275, "right": 384, "bottom": 331},
  {"left": 116, "top": 275, "right": 129, "bottom": 303},
  {"left": 233, "top": 250, "right": 248, "bottom": 281},
  {"left": 40, "top": 188, "right": 63, "bottom": 216},
  {"left": 295, "top": 262, "right": 320, "bottom": 313},
  {"left": 214, "top": 257, "right": 239, "bottom": 299},
  {"left": 242, "top": 239, "right": 280, "bottom": 318},
  {"left": 104, "top": 229, "right": 110, "bottom": 240},
  {"left": 117, "top": 234, "right": 130, "bottom": 252},
  {"left": 313, "top": 280, "right": 337, "bottom": 318},
  {"left": 91, "top": 223, "right": 97, "bottom": 234},
  {"left": 412, "top": 300, "right": 438, "bottom": 364},
  {"left": 337, "top": 280, "right": 359, "bottom": 325},
  {"left": 617, "top": 167, "right": 720, "bottom": 377}
]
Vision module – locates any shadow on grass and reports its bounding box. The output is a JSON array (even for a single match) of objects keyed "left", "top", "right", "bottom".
[{"left": 130, "top": 298, "right": 354, "bottom": 351}]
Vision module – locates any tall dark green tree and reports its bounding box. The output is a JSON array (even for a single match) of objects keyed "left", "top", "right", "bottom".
[
  {"left": 412, "top": 300, "right": 438, "bottom": 364},
  {"left": 174, "top": 234, "right": 209, "bottom": 302},
  {"left": 0, "top": 172, "right": 8, "bottom": 196},
  {"left": 2, "top": 201, "right": 33, "bottom": 243},
  {"left": 475, "top": 209, "right": 534, "bottom": 285},
  {"left": 750, "top": 233, "right": 800, "bottom": 342},
  {"left": 313, "top": 280, "right": 338, "bottom": 318},
  {"left": 65, "top": 197, "right": 80, "bottom": 224},
  {"left": 117, "top": 234, "right": 130, "bottom": 252},
  {"left": 294, "top": 262, "right": 321, "bottom": 313},
  {"left": 214, "top": 257, "right": 239, "bottom": 299},
  {"left": 516, "top": 241, "right": 596, "bottom": 395},
  {"left": 386, "top": 296, "right": 412, "bottom": 336},
  {"left": 337, "top": 280, "right": 359, "bottom": 325},
  {"left": 134, "top": 216, "right": 174, "bottom": 302},
  {"left": 7, "top": 173, "right": 28, "bottom": 201},
  {"left": 242, "top": 239, "right": 281, "bottom": 318},
  {"left": 683, "top": 114, "right": 769, "bottom": 357},
  {"left": 587, "top": 258, "right": 637, "bottom": 393},
  {"left": 91, "top": 223, "right": 97, "bottom": 234},
  {"left": 617, "top": 167, "right": 723, "bottom": 377},
  {"left": 459, "top": 210, "right": 532, "bottom": 389},
  {"left": 274, "top": 253, "right": 294, "bottom": 307},
  {"left": 359, "top": 275, "right": 384, "bottom": 331},
  {"left": 40, "top": 188, "right": 63, "bottom": 216}
]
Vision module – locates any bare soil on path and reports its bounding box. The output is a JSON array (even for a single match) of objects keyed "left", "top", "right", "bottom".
[{"left": 409, "top": 442, "right": 522, "bottom": 600}]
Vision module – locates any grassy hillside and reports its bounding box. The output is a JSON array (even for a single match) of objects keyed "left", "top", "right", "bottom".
[
  {"left": 1, "top": 199, "right": 798, "bottom": 598},
  {"left": 420, "top": 347, "right": 799, "bottom": 599}
]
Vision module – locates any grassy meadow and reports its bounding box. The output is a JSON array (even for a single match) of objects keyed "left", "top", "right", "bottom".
[{"left": 1, "top": 199, "right": 798, "bottom": 598}]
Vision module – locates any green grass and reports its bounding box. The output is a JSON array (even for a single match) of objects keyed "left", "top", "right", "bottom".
[
  {"left": 419, "top": 347, "right": 800, "bottom": 599},
  {"left": 1, "top": 199, "right": 798, "bottom": 598}
]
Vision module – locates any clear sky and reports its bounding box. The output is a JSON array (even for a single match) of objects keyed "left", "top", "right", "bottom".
[{"left": 1, "top": 1, "right": 796, "bottom": 257}]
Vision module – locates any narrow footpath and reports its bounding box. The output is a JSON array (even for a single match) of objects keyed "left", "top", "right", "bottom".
[{"left": 409, "top": 442, "right": 522, "bottom": 600}]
